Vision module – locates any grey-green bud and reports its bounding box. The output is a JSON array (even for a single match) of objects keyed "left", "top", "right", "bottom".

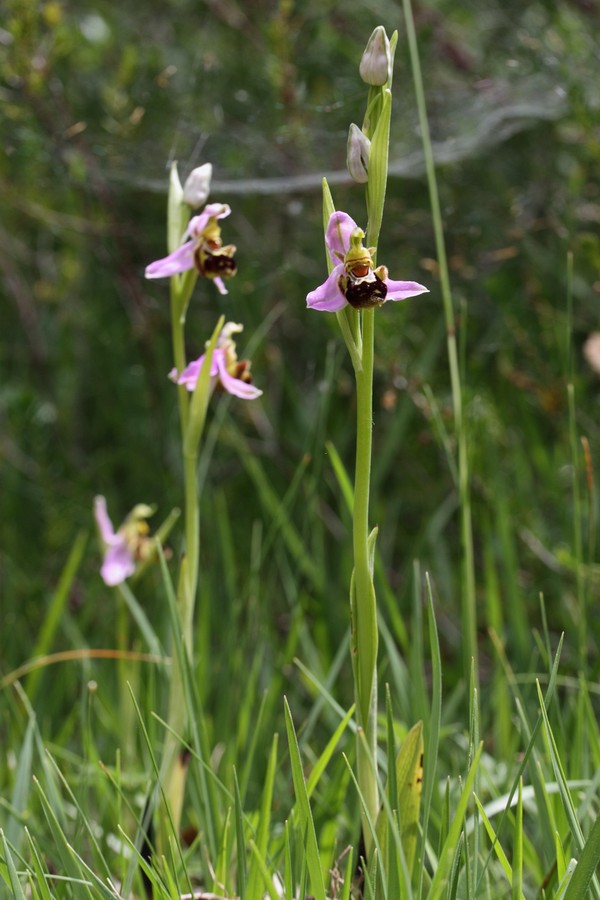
[
  {"left": 347, "top": 124, "right": 370, "bottom": 183},
  {"left": 359, "top": 26, "right": 391, "bottom": 86},
  {"left": 183, "top": 163, "right": 213, "bottom": 208}
]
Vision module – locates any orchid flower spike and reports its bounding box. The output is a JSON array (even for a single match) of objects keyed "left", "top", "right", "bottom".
[
  {"left": 94, "top": 496, "right": 156, "bottom": 586},
  {"left": 171, "top": 322, "right": 262, "bottom": 400},
  {"left": 145, "top": 202, "right": 237, "bottom": 295},
  {"left": 307, "top": 211, "right": 428, "bottom": 312}
]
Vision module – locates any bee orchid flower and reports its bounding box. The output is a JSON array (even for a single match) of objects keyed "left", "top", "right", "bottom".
[
  {"left": 171, "top": 322, "right": 262, "bottom": 400},
  {"left": 145, "top": 202, "right": 237, "bottom": 294},
  {"left": 94, "top": 496, "right": 156, "bottom": 586},
  {"left": 307, "top": 211, "right": 428, "bottom": 312}
]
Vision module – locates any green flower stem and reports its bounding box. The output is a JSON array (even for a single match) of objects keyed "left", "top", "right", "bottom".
[{"left": 352, "top": 307, "right": 379, "bottom": 850}]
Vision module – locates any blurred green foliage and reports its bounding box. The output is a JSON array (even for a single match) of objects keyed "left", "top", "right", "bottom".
[{"left": 1, "top": 0, "right": 600, "bottom": 714}]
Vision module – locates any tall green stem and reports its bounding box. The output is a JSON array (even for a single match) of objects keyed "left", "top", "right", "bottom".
[
  {"left": 161, "top": 271, "right": 202, "bottom": 836},
  {"left": 353, "top": 308, "right": 379, "bottom": 850}
]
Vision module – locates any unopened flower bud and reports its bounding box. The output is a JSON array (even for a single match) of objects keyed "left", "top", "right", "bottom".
[
  {"left": 183, "top": 163, "right": 213, "bottom": 208},
  {"left": 359, "top": 26, "right": 391, "bottom": 86},
  {"left": 347, "top": 124, "right": 370, "bottom": 183}
]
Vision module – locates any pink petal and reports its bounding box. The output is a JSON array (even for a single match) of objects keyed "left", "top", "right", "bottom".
[
  {"left": 145, "top": 240, "right": 196, "bottom": 279},
  {"left": 101, "top": 543, "right": 136, "bottom": 586},
  {"left": 215, "top": 353, "right": 262, "bottom": 399},
  {"left": 188, "top": 203, "right": 231, "bottom": 237},
  {"left": 94, "top": 496, "right": 120, "bottom": 546},
  {"left": 176, "top": 351, "right": 220, "bottom": 392},
  {"left": 213, "top": 276, "right": 228, "bottom": 295},
  {"left": 325, "top": 211, "right": 359, "bottom": 265},
  {"left": 384, "top": 279, "right": 429, "bottom": 302},
  {"left": 306, "top": 264, "right": 348, "bottom": 312}
]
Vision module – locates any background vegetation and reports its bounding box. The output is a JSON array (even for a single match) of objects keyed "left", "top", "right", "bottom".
[{"left": 1, "top": 0, "right": 599, "bottom": 896}]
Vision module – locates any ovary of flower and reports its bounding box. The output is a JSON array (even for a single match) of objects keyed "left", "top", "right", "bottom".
[
  {"left": 145, "top": 202, "right": 237, "bottom": 295},
  {"left": 306, "top": 211, "right": 429, "bottom": 312},
  {"left": 171, "top": 322, "right": 263, "bottom": 400},
  {"left": 94, "top": 496, "right": 155, "bottom": 586}
]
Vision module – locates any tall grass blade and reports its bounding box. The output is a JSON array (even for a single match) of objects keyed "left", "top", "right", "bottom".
[
  {"left": 26, "top": 531, "right": 87, "bottom": 701},
  {"left": 512, "top": 778, "right": 524, "bottom": 900},
  {"left": 306, "top": 704, "right": 354, "bottom": 799},
  {"left": 32, "top": 776, "right": 94, "bottom": 896},
  {"left": 416, "top": 573, "right": 442, "bottom": 898},
  {"left": 246, "top": 733, "right": 278, "bottom": 899},
  {"left": 5, "top": 715, "right": 35, "bottom": 852},
  {"left": 247, "top": 840, "right": 281, "bottom": 900},
  {"left": 233, "top": 770, "right": 247, "bottom": 900},
  {"left": 473, "top": 794, "right": 513, "bottom": 884},
  {"left": 117, "top": 581, "right": 165, "bottom": 658},
  {"left": 537, "top": 682, "right": 600, "bottom": 899},
  {"left": 427, "top": 742, "right": 483, "bottom": 900},
  {"left": 0, "top": 830, "right": 27, "bottom": 899},
  {"left": 283, "top": 698, "right": 327, "bottom": 900},
  {"left": 24, "top": 829, "right": 53, "bottom": 900},
  {"left": 562, "top": 814, "right": 600, "bottom": 900}
]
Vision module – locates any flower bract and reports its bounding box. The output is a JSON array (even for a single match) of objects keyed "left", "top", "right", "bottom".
[
  {"left": 145, "top": 202, "right": 237, "bottom": 294},
  {"left": 171, "top": 322, "right": 262, "bottom": 400},
  {"left": 306, "top": 211, "right": 428, "bottom": 312},
  {"left": 94, "top": 496, "right": 155, "bottom": 586}
]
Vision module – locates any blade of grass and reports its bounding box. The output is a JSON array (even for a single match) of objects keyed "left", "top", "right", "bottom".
[
  {"left": 247, "top": 839, "right": 282, "bottom": 900},
  {"left": 416, "top": 573, "right": 442, "bottom": 899},
  {"left": 427, "top": 743, "right": 483, "bottom": 900},
  {"left": 32, "top": 777, "right": 95, "bottom": 898},
  {"left": 512, "top": 778, "right": 524, "bottom": 900},
  {"left": 562, "top": 813, "right": 600, "bottom": 900},
  {"left": 0, "top": 830, "right": 28, "bottom": 899},
  {"left": 246, "top": 733, "right": 278, "bottom": 900},
  {"left": 283, "top": 698, "right": 327, "bottom": 900},
  {"left": 536, "top": 681, "right": 600, "bottom": 899},
  {"left": 401, "top": 0, "right": 477, "bottom": 682},
  {"left": 306, "top": 704, "right": 355, "bottom": 798},
  {"left": 117, "top": 582, "right": 165, "bottom": 659},
  {"left": 5, "top": 714, "right": 35, "bottom": 852},
  {"left": 233, "top": 771, "right": 247, "bottom": 900},
  {"left": 473, "top": 794, "right": 513, "bottom": 885},
  {"left": 26, "top": 531, "right": 87, "bottom": 700},
  {"left": 24, "top": 829, "right": 53, "bottom": 900}
]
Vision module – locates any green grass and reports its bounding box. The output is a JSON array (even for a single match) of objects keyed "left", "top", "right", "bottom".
[{"left": 2, "top": 0, "right": 600, "bottom": 897}]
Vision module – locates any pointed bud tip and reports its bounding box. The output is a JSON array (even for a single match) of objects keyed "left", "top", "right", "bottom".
[{"left": 359, "top": 26, "right": 391, "bottom": 86}]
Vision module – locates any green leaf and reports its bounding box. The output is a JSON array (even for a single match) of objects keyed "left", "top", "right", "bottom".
[
  {"left": 5, "top": 715, "right": 35, "bottom": 852},
  {"left": 283, "top": 698, "right": 327, "bottom": 900},
  {"left": 473, "top": 794, "right": 513, "bottom": 885},
  {"left": 395, "top": 720, "right": 424, "bottom": 877},
  {"left": 512, "top": 778, "right": 524, "bottom": 900},
  {"left": 233, "top": 771, "right": 247, "bottom": 900},
  {"left": 24, "top": 829, "right": 53, "bottom": 900},
  {"left": 365, "top": 88, "right": 391, "bottom": 252},
  {"left": 185, "top": 314, "right": 225, "bottom": 456},
  {"left": 246, "top": 733, "right": 278, "bottom": 899},
  {"left": 27, "top": 531, "right": 87, "bottom": 700},
  {"left": 0, "top": 831, "right": 27, "bottom": 899},
  {"left": 560, "top": 784, "right": 600, "bottom": 900},
  {"left": 428, "top": 742, "right": 483, "bottom": 900}
]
